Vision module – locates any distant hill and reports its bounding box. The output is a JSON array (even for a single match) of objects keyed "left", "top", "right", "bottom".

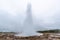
[{"left": 37, "top": 29, "right": 60, "bottom": 33}]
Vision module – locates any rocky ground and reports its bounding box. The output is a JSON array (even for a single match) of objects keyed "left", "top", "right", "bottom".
[{"left": 0, "top": 32, "right": 60, "bottom": 40}]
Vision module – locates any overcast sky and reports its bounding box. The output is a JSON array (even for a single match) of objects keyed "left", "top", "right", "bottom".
[{"left": 0, "top": 0, "right": 60, "bottom": 32}]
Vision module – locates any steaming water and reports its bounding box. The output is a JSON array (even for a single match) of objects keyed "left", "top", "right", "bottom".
[
  {"left": 14, "top": 24, "right": 44, "bottom": 36},
  {"left": 15, "top": 25, "right": 42, "bottom": 36},
  {"left": 15, "top": 28, "right": 42, "bottom": 36},
  {"left": 15, "top": 33, "right": 43, "bottom": 37}
]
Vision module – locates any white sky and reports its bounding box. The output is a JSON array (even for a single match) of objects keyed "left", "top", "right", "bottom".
[
  {"left": 0, "top": 0, "right": 60, "bottom": 29},
  {"left": 0, "top": 0, "right": 59, "bottom": 17}
]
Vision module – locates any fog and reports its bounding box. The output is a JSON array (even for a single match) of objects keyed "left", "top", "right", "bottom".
[{"left": 0, "top": 0, "right": 60, "bottom": 36}]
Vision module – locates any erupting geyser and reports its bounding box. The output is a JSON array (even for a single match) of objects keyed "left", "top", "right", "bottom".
[{"left": 15, "top": 2, "right": 41, "bottom": 36}]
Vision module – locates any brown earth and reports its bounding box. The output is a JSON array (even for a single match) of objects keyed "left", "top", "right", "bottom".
[{"left": 0, "top": 32, "right": 60, "bottom": 40}]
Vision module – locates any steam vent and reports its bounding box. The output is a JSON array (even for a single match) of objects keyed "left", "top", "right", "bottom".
[{"left": 15, "top": 3, "right": 41, "bottom": 36}]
